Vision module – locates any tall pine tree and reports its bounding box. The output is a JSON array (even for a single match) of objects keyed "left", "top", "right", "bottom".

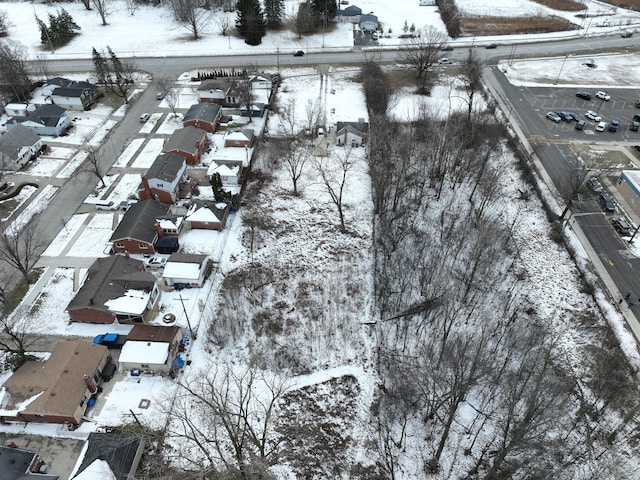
[
  {"left": 236, "top": 0, "right": 266, "bottom": 46},
  {"left": 264, "top": 0, "right": 284, "bottom": 28}
]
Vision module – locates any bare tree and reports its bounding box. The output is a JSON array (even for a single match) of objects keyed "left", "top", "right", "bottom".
[
  {"left": 80, "top": 0, "right": 92, "bottom": 10},
  {"left": 459, "top": 47, "right": 484, "bottom": 123},
  {"left": 272, "top": 139, "right": 311, "bottom": 195},
  {"left": 124, "top": 0, "right": 139, "bottom": 15},
  {"left": 164, "top": 364, "right": 288, "bottom": 476},
  {"left": 82, "top": 144, "right": 107, "bottom": 188},
  {"left": 399, "top": 26, "right": 448, "bottom": 93},
  {"left": 304, "top": 98, "right": 321, "bottom": 135},
  {"left": 0, "top": 220, "right": 44, "bottom": 283},
  {"left": 0, "top": 10, "right": 11, "bottom": 37},
  {"left": 171, "top": 0, "right": 212, "bottom": 40},
  {"left": 216, "top": 16, "right": 232, "bottom": 36},
  {"left": 156, "top": 76, "right": 180, "bottom": 116},
  {"left": 0, "top": 40, "right": 32, "bottom": 102},
  {"left": 0, "top": 310, "right": 38, "bottom": 369},
  {"left": 315, "top": 148, "right": 355, "bottom": 232},
  {"left": 91, "top": 0, "right": 109, "bottom": 25},
  {"left": 238, "top": 81, "right": 255, "bottom": 124}
]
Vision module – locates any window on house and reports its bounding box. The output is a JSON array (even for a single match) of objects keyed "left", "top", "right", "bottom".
[
  {"left": 141, "top": 364, "right": 150, "bottom": 368},
  {"left": 115, "top": 243, "right": 124, "bottom": 248},
  {"left": 139, "top": 244, "right": 148, "bottom": 249},
  {"left": 80, "top": 396, "right": 87, "bottom": 407}
]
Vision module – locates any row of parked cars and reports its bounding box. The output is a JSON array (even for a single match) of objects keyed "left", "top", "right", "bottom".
[{"left": 586, "top": 178, "right": 632, "bottom": 235}]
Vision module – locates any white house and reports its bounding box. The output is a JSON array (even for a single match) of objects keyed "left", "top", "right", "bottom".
[
  {"left": 0, "top": 124, "right": 43, "bottom": 170},
  {"left": 162, "top": 253, "right": 210, "bottom": 288},
  {"left": 118, "top": 325, "right": 183, "bottom": 373},
  {"left": 4, "top": 103, "right": 36, "bottom": 117}
]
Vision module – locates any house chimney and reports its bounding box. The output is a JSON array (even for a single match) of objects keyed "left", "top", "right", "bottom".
[{"left": 83, "top": 374, "right": 98, "bottom": 394}]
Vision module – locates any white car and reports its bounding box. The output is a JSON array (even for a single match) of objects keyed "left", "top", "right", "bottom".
[
  {"left": 438, "top": 58, "right": 453, "bottom": 65},
  {"left": 595, "top": 91, "right": 610, "bottom": 101},
  {"left": 146, "top": 256, "right": 167, "bottom": 269},
  {"left": 585, "top": 110, "right": 601, "bottom": 122},
  {"left": 595, "top": 121, "right": 607, "bottom": 132}
]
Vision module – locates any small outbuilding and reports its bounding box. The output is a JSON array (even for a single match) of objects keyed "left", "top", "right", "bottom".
[
  {"left": 162, "top": 253, "right": 211, "bottom": 288},
  {"left": 118, "top": 325, "right": 183, "bottom": 373}
]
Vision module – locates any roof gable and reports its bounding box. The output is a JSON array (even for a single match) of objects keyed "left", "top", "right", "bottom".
[
  {"left": 74, "top": 433, "right": 143, "bottom": 480},
  {"left": 110, "top": 200, "right": 170, "bottom": 243},
  {"left": 0, "top": 124, "right": 41, "bottom": 158},
  {"left": 145, "top": 153, "right": 185, "bottom": 182},
  {"left": 183, "top": 103, "right": 221, "bottom": 123},
  {"left": 164, "top": 126, "right": 207, "bottom": 154}
]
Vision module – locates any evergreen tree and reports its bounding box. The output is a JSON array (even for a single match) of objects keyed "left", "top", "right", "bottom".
[
  {"left": 264, "top": 0, "right": 284, "bottom": 28},
  {"left": 236, "top": 0, "right": 266, "bottom": 45},
  {"left": 92, "top": 47, "right": 110, "bottom": 85},
  {"left": 311, "top": 0, "right": 337, "bottom": 23},
  {"left": 35, "top": 16, "right": 50, "bottom": 48},
  {"left": 37, "top": 8, "right": 80, "bottom": 48}
]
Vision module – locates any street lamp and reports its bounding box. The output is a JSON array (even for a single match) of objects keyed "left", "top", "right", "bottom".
[{"left": 554, "top": 54, "right": 569, "bottom": 85}]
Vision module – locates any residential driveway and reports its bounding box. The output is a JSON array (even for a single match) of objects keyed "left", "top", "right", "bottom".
[{"left": 0, "top": 432, "right": 85, "bottom": 479}]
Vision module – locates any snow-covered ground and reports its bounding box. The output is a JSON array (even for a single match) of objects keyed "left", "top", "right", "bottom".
[{"left": 1, "top": 0, "right": 640, "bottom": 477}]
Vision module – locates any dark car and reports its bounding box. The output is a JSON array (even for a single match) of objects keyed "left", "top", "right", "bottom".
[
  {"left": 558, "top": 111, "right": 573, "bottom": 122},
  {"left": 612, "top": 218, "right": 631, "bottom": 235},
  {"left": 575, "top": 120, "right": 586, "bottom": 130},
  {"left": 599, "top": 194, "right": 616, "bottom": 212},
  {"left": 634, "top": 114, "right": 640, "bottom": 122},
  {"left": 587, "top": 177, "right": 603, "bottom": 193},
  {"left": 635, "top": 99, "right": 640, "bottom": 108},
  {"left": 634, "top": 145, "right": 640, "bottom": 153},
  {"left": 440, "top": 45, "right": 454, "bottom": 51},
  {"left": 567, "top": 112, "right": 580, "bottom": 122},
  {"left": 93, "top": 333, "right": 126, "bottom": 349},
  {"left": 609, "top": 120, "right": 620, "bottom": 132},
  {"left": 576, "top": 92, "right": 593, "bottom": 101},
  {"left": 622, "top": 31, "right": 633, "bottom": 38},
  {"left": 293, "top": 50, "right": 305, "bottom": 57},
  {"left": 485, "top": 43, "right": 497, "bottom": 49},
  {"left": 631, "top": 121, "right": 640, "bottom": 132}
]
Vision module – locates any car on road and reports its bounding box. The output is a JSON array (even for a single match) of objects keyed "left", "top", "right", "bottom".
[
  {"left": 587, "top": 177, "right": 603, "bottom": 193},
  {"left": 585, "top": 110, "right": 601, "bottom": 122},
  {"left": 485, "top": 43, "right": 497, "bottom": 49},
  {"left": 576, "top": 92, "right": 593, "bottom": 100},
  {"left": 599, "top": 193, "right": 616, "bottom": 212},
  {"left": 612, "top": 218, "right": 631, "bottom": 235},
  {"left": 631, "top": 121, "right": 640, "bottom": 132},
  {"left": 139, "top": 113, "right": 150, "bottom": 123},
  {"left": 622, "top": 31, "right": 634, "bottom": 38},
  {"left": 156, "top": 91, "right": 165, "bottom": 100},
  {"left": 546, "top": 111, "right": 561, "bottom": 123},
  {"left": 595, "top": 90, "right": 611, "bottom": 101},
  {"left": 438, "top": 58, "right": 453, "bottom": 65},
  {"left": 595, "top": 121, "right": 607, "bottom": 132},
  {"left": 440, "top": 45, "right": 454, "bottom": 51},
  {"left": 93, "top": 333, "right": 126, "bottom": 349},
  {"left": 146, "top": 256, "right": 167, "bottom": 269},
  {"left": 575, "top": 119, "right": 586, "bottom": 130},
  {"left": 293, "top": 50, "right": 305, "bottom": 56},
  {"left": 609, "top": 120, "right": 620, "bottom": 132}
]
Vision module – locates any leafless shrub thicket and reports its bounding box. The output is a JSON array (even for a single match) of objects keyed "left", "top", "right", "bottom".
[{"left": 368, "top": 65, "right": 640, "bottom": 478}]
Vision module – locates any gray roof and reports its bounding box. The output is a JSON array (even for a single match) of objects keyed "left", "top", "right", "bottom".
[
  {"left": 74, "top": 433, "right": 144, "bottom": 480},
  {"left": 11, "top": 104, "right": 66, "bottom": 127},
  {"left": 0, "top": 444, "right": 60, "bottom": 480},
  {"left": 0, "top": 124, "right": 41, "bottom": 159},
  {"left": 66, "top": 256, "right": 155, "bottom": 317},
  {"left": 167, "top": 252, "right": 207, "bottom": 264},
  {"left": 360, "top": 13, "right": 378, "bottom": 22},
  {"left": 110, "top": 200, "right": 170, "bottom": 243},
  {"left": 164, "top": 126, "right": 207, "bottom": 155},
  {"left": 338, "top": 5, "right": 362, "bottom": 15},
  {"left": 336, "top": 121, "right": 368, "bottom": 135},
  {"left": 145, "top": 153, "right": 184, "bottom": 183},
  {"left": 183, "top": 102, "right": 221, "bottom": 124}
]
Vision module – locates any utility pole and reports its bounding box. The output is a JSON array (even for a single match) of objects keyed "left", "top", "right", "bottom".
[{"left": 175, "top": 293, "right": 196, "bottom": 339}]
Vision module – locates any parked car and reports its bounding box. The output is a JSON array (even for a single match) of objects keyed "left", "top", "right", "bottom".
[
  {"left": 634, "top": 145, "right": 640, "bottom": 153},
  {"left": 612, "top": 218, "right": 631, "bottom": 235},
  {"left": 0, "top": 181, "right": 15, "bottom": 193},
  {"left": 609, "top": 120, "right": 620, "bottom": 132},
  {"left": 546, "top": 111, "right": 562, "bottom": 123},
  {"left": 438, "top": 58, "right": 453, "bottom": 65},
  {"left": 146, "top": 256, "right": 167, "bottom": 269},
  {"left": 585, "top": 110, "right": 601, "bottom": 122},
  {"left": 595, "top": 90, "right": 611, "bottom": 101},
  {"left": 576, "top": 92, "right": 593, "bottom": 100},
  {"left": 599, "top": 193, "right": 616, "bottom": 212},
  {"left": 635, "top": 99, "right": 640, "bottom": 108},
  {"left": 558, "top": 111, "right": 574, "bottom": 122},
  {"left": 139, "top": 113, "right": 150, "bottom": 123},
  {"left": 575, "top": 119, "right": 586, "bottom": 130},
  {"left": 119, "top": 200, "right": 137, "bottom": 211},
  {"left": 95, "top": 200, "right": 118, "bottom": 211},
  {"left": 595, "top": 121, "right": 607, "bottom": 132},
  {"left": 631, "top": 121, "right": 640, "bottom": 132},
  {"left": 485, "top": 43, "right": 498, "bottom": 49},
  {"left": 634, "top": 114, "right": 640, "bottom": 122},
  {"left": 622, "top": 31, "right": 634, "bottom": 38},
  {"left": 587, "top": 177, "right": 603, "bottom": 193},
  {"left": 293, "top": 50, "right": 305, "bottom": 57},
  {"left": 93, "top": 333, "right": 126, "bottom": 349},
  {"left": 156, "top": 91, "right": 165, "bottom": 100},
  {"left": 567, "top": 113, "right": 580, "bottom": 122}
]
